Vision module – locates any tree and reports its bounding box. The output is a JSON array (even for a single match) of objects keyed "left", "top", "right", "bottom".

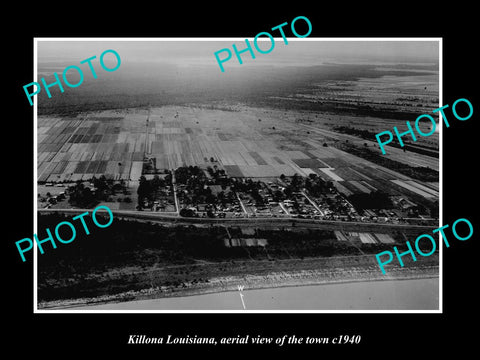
[
  {"left": 179, "top": 208, "right": 196, "bottom": 217},
  {"left": 205, "top": 193, "right": 216, "bottom": 204},
  {"left": 274, "top": 190, "right": 284, "bottom": 201},
  {"left": 292, "top": 200, "right": 300, "bottom": 211},
  {"left": 80, "top": 187, "right": 95, "bottom": 206},
  {"left": 429, "top": 201, "right": 439, "bottom": 218},
  {"left": 284, "top": 186, "right": 292, "bottom": 198},
  {"left": 137, "top": 176, "right": 150, "bottom": 206},
  {"left": 93, "top": 175, "right": 108, "bottom": 193},
  {"left": 112, "top": 183, "right": 123, "bottom": 194},
  {"left": 305, "top": 178, "right": 312, "bottom": 191},
  {"left": 347, "top": 191, "right": 393, "bottom": 212},
  {"left": 152, "top": 175, "right": 162, "bottom": 197},
  {"left": 291, "top": 173, "right": 303, "bottom": 189}
]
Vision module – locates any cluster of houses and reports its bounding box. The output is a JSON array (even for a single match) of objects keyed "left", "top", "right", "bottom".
[{"left": 39, "top": 186, "right": 66, "bottom": 208}]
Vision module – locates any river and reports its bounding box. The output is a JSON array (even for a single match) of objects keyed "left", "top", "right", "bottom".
[{"left": 71, "top": 277, "right": 439, "bottom": 311}]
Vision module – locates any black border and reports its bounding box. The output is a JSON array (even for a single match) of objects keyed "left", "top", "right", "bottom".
[{"left": 6, "top": 5, "right": 478, "bottom": 355}]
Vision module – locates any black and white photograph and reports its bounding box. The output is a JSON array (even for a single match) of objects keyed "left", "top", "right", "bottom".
[
  {"left": 5, "top": 6, "right": 478, "bottom": 356},
  {"left": 33, "top": 39, "right": 440, "bottom": 311}
]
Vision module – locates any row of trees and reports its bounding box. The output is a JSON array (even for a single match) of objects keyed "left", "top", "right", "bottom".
[
  {"left": 68, "top": 182, "right": 98, "bottom": 207},
  {"left": 334, "top": 126, "right": 438, "bottom": 158},
  {"left": 206, "top": 165, "right": 227, "bottom": 179},
  {"left": 174, "top": 166, "right": 204, "bottom": 185},
  {"left": 338, "top": 142, "right": 439, "bottom": 182},
  {"left": 347, "top": 191, "right": 394, "bottom": 212},
  {"left": 38, "top": 212, "right": 369, "bottom": 276},
  {"left": 137, "top": 174, "right": 172, "bottom": 206},
  {"left": 67, "top": 176, "right": 129, "bottom": 207},
  {"left": 176, "top": 166, "right": 238, "bottom": 213},
  {"left": 92, "top": 175, "right": 127, "bottom": 196},
  {"left": 178, "top": 185, "right": 217, "bottom": 207},
  {"left": 304, "top": 173, "right": 335, "bottom": 197},
  {"left": 334, "top": 126, "right": 377, "bottom": 141}
]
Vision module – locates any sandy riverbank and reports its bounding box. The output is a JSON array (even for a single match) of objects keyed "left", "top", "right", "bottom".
[
  {"left": 66, "top": 277, "right": 439, "bottom": 311},
  {"left": 38, "top": 259, "right": 438, "bottom": 310}
]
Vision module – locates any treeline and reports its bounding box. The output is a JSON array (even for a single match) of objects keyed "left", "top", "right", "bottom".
[
  {"left": 37, "top": 62, "right": 434, "bottom": 119},
  {"left": 37, "top": 213, "right": 418, "bottom": 301},
  {"left": 348, "top": 191, "right": 394, "bottom": 212},
  {"left": 334, "top": 126, "right": 438, "bottom": 158},
  {"left": 174, "top": 166, "right": 205, "bottom": 185},
  {"left": 37, "top": 213, "right": 409, "bottom": 277},
  {"left": 304, "top": 173, "right": 335, "bottom": 197},
  {"left": 37, "top": 214, "right": 347, "bottom": 268},
  {"left": 334, "top": 126, "right": 378, "bottom": 141},
  {"left": 37, "top": 214, "right": 388, "bottom": 274},
  {"left": 68, "top": 176, "right": 129, "bottom": 207},
  {"left": 337, "top": 142, "right": 439, "bottom": 182},
  {"left": 137, "top": 174, "right": 172, "bottom": 206}
]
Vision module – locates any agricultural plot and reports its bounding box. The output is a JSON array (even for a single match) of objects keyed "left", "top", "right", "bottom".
[
  {"left": 37, "top": 110, "right": 149, "bottom": 184},
  {"left": 38, "top": 104, "right": 438, "bottom": 220},
  {"left": 374, "top": 233, "right": 396, "bottom": 244},
  {"left": 334, "top": 231, "right": 397, "bottom": 245},
  {"left": 391, "top": 180, "right": 438, "bottom": 199},
  {"left": 226, "top": 238, "right": 269, "bottom": 247}
]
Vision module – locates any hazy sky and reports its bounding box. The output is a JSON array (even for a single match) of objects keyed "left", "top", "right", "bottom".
[{"left": 37, "top": 39, "right": 439, "bottom": 70}]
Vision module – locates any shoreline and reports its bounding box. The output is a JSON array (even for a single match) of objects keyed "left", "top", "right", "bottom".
[{"left": 38, "top": 264, "right": 439, "bottom": 310}]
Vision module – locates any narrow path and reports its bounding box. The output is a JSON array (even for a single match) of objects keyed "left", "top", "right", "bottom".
[
  {"left": 301, "top": 190, "right": 323, "bottom": 216},
  {"left": 278, "top": 202, "right": 289, "bottom": 215},
  {"left": 171, "top": 170, "right": 179, "bottom": 215},
  {"left": 236, "top": 193, "right": 248, "bottom": 217}
]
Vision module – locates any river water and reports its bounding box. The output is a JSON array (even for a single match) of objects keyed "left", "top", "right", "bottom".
[{"left": 71, "top": 277, "right": 439, "bottom": 311}]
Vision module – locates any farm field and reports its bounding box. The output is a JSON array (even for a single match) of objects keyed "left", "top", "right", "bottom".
[
  {"left": 37, "top": 60, "right": 440, "bottom": 217},
  {"left": 37, "top": 108, "right": 147, "bottom": 184},
  {"left": 37, "top": 102, "right": 439, "bottom": 219}
]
